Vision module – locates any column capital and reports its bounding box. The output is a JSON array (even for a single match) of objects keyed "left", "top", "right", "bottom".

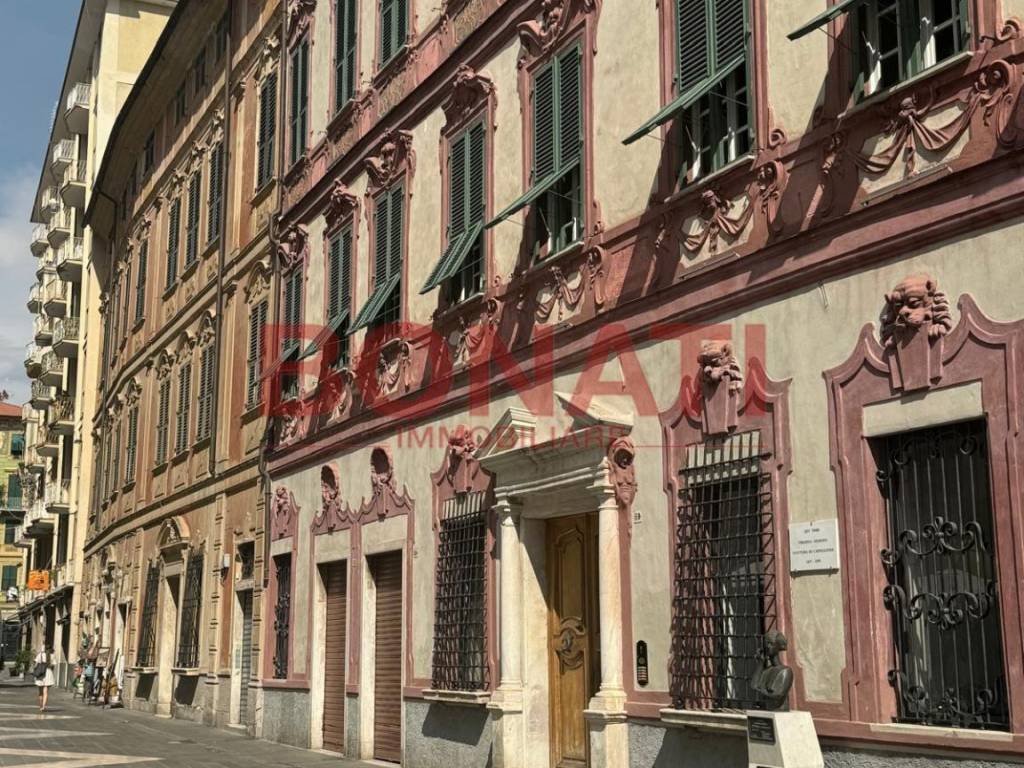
[{"left": 492, "top": 495, "right": 523, "bottom": 521}]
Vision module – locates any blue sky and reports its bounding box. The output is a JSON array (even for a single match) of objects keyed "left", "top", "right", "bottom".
[{"left": 0, "top": 0, "right": 80, "bottom": 403}]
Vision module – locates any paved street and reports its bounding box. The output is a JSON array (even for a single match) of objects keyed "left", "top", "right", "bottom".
[{"left": 0, "top": 680, "right": 371, "bottom": 768}]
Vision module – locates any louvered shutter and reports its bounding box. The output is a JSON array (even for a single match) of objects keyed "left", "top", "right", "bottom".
[
  {"left": 198, "top": 346, "right": 214, "bottom": 439},
  {"left": 532, "top": 64, "right": 556, "bottom": 182},
  {"left": 328, "top": 234, "right": 342, "bottom": 319},
  {"left": 375, "top": 192, "right": 390, "bottom": 284},
  {"left": 388, "top": 185, "right": 403, "bottom": 279},
  {"left": 449, "top": 132, "right": 467, "bottom": 238},
  {"left": 340, "top": 229, "right": 352, "bottom": 316},
  {"left": 292, "top": 270, "right": 303, "bottom": 328},
  {"left": 186, "top": 171, "right": 201, "bottom": 264},
  {"left": 259, "top": 74, "right": 277, "bottom": 187},
  {"left": 715, "top": 0, "right": 746, "bottom": 71},
  {"left": 396, "top": 0, "right": 407, "bottom": 55},
  {"left": 557, "top": 46, "right": 582, "bottom": 170},
  {"left": 381, "top": 0, "right": 394, "bottom": 63},
  {"left": 336, "top": 0, "right": 357, "bottom": 107},
  {"left": 299, "top": 41, "right": 309, "bottom": 148},
  {"left": 678, "top": 0, "right": 710, "bottom": 94},
  {"left": 135, "top": 242, "right": 148, "bottom": 323},
  {"left": 167, "top": 198, "right": 180, "bottom": 284},
  {"left": 208, "top": 143, "right": 224, "bottom": 241},
  {"left": 157, "top": 379, "right": 170, "bottom": 464},
  {"left": 677, "top": 0, "right": 747, "bottom": 95},
  {"left": 468, "top": 123, "right": 485, "bottom": 225},
  {"left": 345, "top": 0, "right": 357, "bottom": 99}
]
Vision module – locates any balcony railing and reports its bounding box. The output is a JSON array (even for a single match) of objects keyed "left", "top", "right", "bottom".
[
  {"left": 47, "top": 206, "right": 72, "bottom": 246},
  {"left": 0, "top": 492, "right": 26, "bottom": 514},
  {"left": 55, "top": 237, "right": 83, "bottom": 278},
  {"left": 42, "top": 277, "right": 67, "bottom": 317},
  {"left": 53, "top": 316, "right": 80, "bottom": 356},
  {"left": 51, "top": 394, "right": 75, "bottom": 425},
  {"left": 51, "top": 139, "right": 74, "bottom": 168},
  {"left": 26, "top": 283, "right": 42, "bottom": 312},
  {"left": 60, "top": 160, "right": 87, "bottom": 208},
  {"left": 66, "top": 82, "right": 90, "bottom": 112},
  {"left": 40, "top": 350, "right": 63, "bottom": 384},
  {"left": 31, "top": 224, "right": 48, "bottom": 255},
  {"left": 30, "top": 380, "right": 53, "bottom": 408},
  {"left": 44, "top": 479, "right": 70, "bottom": 511},
  {"left": 33, "top": 316, "right": 53, "bottom": 345},
  {"left": 24, "top": 342, "right": 41, "bottom": 374},
  {"left": 40, "top": 186, "right": 60, "bottom": 217}
]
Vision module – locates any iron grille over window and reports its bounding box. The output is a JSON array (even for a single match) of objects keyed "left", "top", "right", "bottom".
[
  {"left": 273, "top": 554, "right": 292, "bottom": 679},
  {"left": 175, "top": 552, "right": 204, "bottom": 669},
  {"left": 671, "top": 430, "right": 775, "bottom": 711},
  {"left": 874, "top": 420, "right": 1008, "bottom": 731},
  {"left": 431, "top": 491, "right": 489, "bottom": 691},
  {"left": 137, "top": 564, "right": 160, "bottom": 667}
]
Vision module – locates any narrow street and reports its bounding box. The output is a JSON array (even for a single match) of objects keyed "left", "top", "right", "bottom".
[{"left": 0, "top": 680, "right": 370, "bottom": 768}]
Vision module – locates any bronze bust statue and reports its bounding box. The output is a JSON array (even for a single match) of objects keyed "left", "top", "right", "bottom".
[{"left": 751, "top": 629, "right": 794, "bottom": 710}]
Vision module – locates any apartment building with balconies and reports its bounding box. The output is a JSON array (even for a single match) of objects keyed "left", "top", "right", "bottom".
[
  {"left": 20, "top": 0, "right": 175, "bottom": 686},
  {"left": 84, "top": 0, "right": 280, "bottom": 730}
]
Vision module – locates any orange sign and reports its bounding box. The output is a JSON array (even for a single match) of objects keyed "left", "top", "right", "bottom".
[{"left": 27, "top": 570, "right": 49, "bottom": 592}]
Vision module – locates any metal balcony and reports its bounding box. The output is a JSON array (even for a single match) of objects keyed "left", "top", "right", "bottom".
[
  {"left": 13, "top": 521, "right": 31, "bottom": 548},
  {"left": 55, "top": 237, "right": 83, "bottom": 282},
  {"left": 24, "top": 500, "right": 54, "bottom": 536},
  {"left": 24, "top": 343, "right": 42, "bottom": 377},
  {"left": 37, "top": 425, "right": 60, "bottom": 458},
  {"left": 60, "top": 160, "right": 86, "bottom": 209},
  {"left": 50, "top": 395, "right": 75, "bottom": 435},
  {"left": 33, "top": 316, "right": 53, "bottom": 346},
  {"left": 35, "top": 248, "right": 56, "bottom": 281},
  {"left": 40, "top": 350, "right": 63, "bottom": 386},
  {"left": 50, "top": 139, "right": 74, "bottom": 173},
  {"left": 41, "top": 278, "right": 67, "bottom": 318},
  {"left": 40, "top": 186, "right": 60, "bottom": 219},
  {"left": 23, "top": 445, "right": 46, "bottom": 475},
  {"left": 0, "top": 491, "right": 26, "bottom": 518},
  {"left": 30, "top": 224, "right": 48, "bottom": 256},
  {"left": 29, "top": 381, "right": 53, "bottom": 410},
  {"left": 65, "top": 82, "right": 90, "bottom": 134},
  {"left": 44, "top": 479, "right": 70, "bottom": 514},
  {"left": 47, "top": 207, "right": 72, "bottom": 248},
  {"left": 53, "top": 317, "right": 79, "bottom": 358}
]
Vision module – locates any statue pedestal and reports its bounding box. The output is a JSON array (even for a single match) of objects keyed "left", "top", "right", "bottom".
[{"left": 746, "top": 711, "right": 823, "bottom": 768}]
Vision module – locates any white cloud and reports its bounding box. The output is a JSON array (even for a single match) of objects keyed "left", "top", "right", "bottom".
[{"left": 0, "top": 165, "right": 41, "bottom": 405}]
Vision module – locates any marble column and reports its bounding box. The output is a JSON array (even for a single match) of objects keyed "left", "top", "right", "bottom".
[{"left": 488, "top": 497, "right": 524, "bottom": 768}]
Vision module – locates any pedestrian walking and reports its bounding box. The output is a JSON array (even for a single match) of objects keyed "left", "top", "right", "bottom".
[{"left": 32, "top": 646, "right": 54, "bottom": 712}]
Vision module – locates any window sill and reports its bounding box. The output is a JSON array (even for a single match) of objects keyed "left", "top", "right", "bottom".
[
  {"left": 374, "top": 45, "right": 411, "bottom": 88},
  {"left": 171, "top": 667, "right": 200, "bottom": 676},
  {"left": 180, "top": 259, "right": 199, "bottom": 281},
  {"left": 132, "top": 666, "right": 157, "bottom": 675},
  {"left": 284, "top": 155, "right": 308, "bottom": 184},
  {"left": 326, "top": 97, "right": 358, "bottom": 139},
  {"left": 202, "top": 235, "right": 221, "bottom": 259},
  {"left": 132, "top": 317, "right": 145, "bottom": 333},
  {"left": 432, "top": 290, "right": 486, "bottom": 324},
  {"left": 153, "top": 460, "right": 169, "bottom": 474},
  {"left": 251, "top": 179, "right": 276, "bottom": 207},
  {"left": 659, "top": 708, "right": 747, "bottom": 733},
  {"left": 866, "top": 722, "right": 1014, "bottom": 743},
  {"left": 241, "top": 401, "right": 264, "bottom": 422},
  {"left": 840, "top": 50, "right": 974, "bottom": 121},
  {"left": 172, "top": 449, "right": 190, "bottom": 464},
  {"left": 121, "top": 479, "right": 136, "bottom": 493},
  {"left": 662, "top": 152, "right": 757, "bottom": 208},
  {"left": 423, "top": 689, "right": 491, "bottom": 706},
  {"left": 521, "top": 241, "right": 583, "bottom": 282},
  {"left": 193, "top": 435, "right": 212, "bottom": 450},
  {"left": 162, "top": 281, "right": 178, "bottom": 300}
]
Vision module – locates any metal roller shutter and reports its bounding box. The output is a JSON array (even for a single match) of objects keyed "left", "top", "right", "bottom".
[{"left": 371, "top": 552, "right": 403, "bottom": 763}]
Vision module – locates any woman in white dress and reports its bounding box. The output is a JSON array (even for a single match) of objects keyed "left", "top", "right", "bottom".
[{"left": 33, "top": 646, "right": 55, "bottom": 712}]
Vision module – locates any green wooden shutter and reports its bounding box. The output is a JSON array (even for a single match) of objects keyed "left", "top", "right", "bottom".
[
  {"left": 557, "top": 45, "right": 582, "bottom": 170},
  {"left": 299, "top": 41, "right": 309, "bottom": 151},
  {"left": 135, "top": 241, "right": 147, "bottom": 323},
  {"left": 340, "top": 228, "right": 352, "bottom": 316},
  {"left": 167, "top": 198, "right": 180, "bottom": 283},
  {"left": 259, "top": 74, "right": 277, "bottom": 186},
  {"left": 678, "top": 0, "right": 710, "bottom": 94},
  {"left": 714, "top": 0, "right": 746, "bottom": 73},
  {"left": 375, "top": 191, "right": 390, "bottom": 283},
  {"left": 328, "top": 233, "right": 342, "bottom": 319},
  {"left": 468, "top": 122, "right": 485, "bottom": 225},
  {"left": 381, "top": 0, "right": 395, "bottom": 63},
  {"left": 533, "top": 63, "right": 556, "bottom": 182},
  {"left": 388, "top": 185, "right": 403, "bottom": 279},
  {"left": 336, "top": 0, "right": 357, "bottom": 107},
  {"left": 449, "top": 132, "right": 468, "bottom": 237}
]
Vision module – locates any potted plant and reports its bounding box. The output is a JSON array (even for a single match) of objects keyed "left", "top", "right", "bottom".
[{"left": 14, "top": 648, "right": 31, "bottom": 679}]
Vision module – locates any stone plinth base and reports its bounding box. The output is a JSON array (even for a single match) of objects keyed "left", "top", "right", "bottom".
[{"left": 746, "top": 711, "right": 823, "bottom": 768}]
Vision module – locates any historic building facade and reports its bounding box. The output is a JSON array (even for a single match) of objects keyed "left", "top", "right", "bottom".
[
  {"left": 256, "top": 0, "right": 1024, "bottom": 766},
  {"left": 82, "top": 0, "right": 281, "bottom": 728},
  {"left": 18, "top": 0, "right": 174, "bottom": 688}
]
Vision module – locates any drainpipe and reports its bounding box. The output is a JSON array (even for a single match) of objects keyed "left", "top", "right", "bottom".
[
  {"left": 209, "top": 0, "right": 234, "bottom": 478},
  {"left": 262, "top": 0, "right": 289, "bottom": 589}
]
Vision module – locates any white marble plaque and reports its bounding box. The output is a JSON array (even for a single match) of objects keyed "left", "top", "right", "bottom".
[{"left": 788, "top": 519, "right": 840, "bottom": 573}]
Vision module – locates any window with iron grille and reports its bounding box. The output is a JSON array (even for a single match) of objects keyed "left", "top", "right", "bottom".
[
  {"left": 257, "top": 73, "right": 277, "bottom": 189},
  {"left": 335, "top": 0, "right": 357, "bottom": 111},
  {"left": 176, "top": 551, "right": 204, "bottom": 669},
  {"left": 185, "top": 171, "right": 201, "bottom": 267},
  {"left": 422, "top": 122, "right": 485, "bottom": 304},
  {"left": 379, "top": 0, "right": 408, "bottom": 67},
  {"left": 874, "top": 420, "right": 1008, "bottom": 730},
  {"left": 134, "top": 240, "right": 148, "bottom": 323},
  {"left": 167, "top": 197, "right": 181, "bottom": 286},
  {"left": 246, "top": 300, "right": 268, "bottom": 406},
  {"left": 197, "top": 345, "right": 215, "bottom": 441},
  {"left": 289, "top": 41, "right": 309, "bottom": 167},
  {"left": 431, "top": 491, "right": 489, "bottom": 691},
  {"left": 207, "top": 142, "right": 224, "bottom": 242},
  {"left": 137, "top": 563, "right": 160, "bottom": 667},
  {"left": 125, "top": 405, "right": 138, "bottom": 483},
  {"left": 175, "top": 363, "right": 192, "bottom": 455},
  {"left": 155, "top": 378, "right": 171, "bottom": 465},
  {"left": 272, "top": 554, "right": 292, "bottom": 679},
  {"left": 350, "top": 185, "right": 403, "bottom": 334},
  {"left": 671, "top": 430, "right": 775, "bottom": 710}
]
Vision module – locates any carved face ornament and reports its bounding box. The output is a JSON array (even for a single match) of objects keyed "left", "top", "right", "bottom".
[
  {"left": 881, "top": 274, "right": 953, "bottom": 347},
  {"left": 698, "top": 340, "right": 743, "bottom": 390}
]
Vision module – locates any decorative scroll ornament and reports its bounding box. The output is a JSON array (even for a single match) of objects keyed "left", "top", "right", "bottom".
[
  {"left": 880, "top": 273, "right": 953, "bottom": 392},
  {"left": 697, "top": 340, "right": 743, "bottom": 436},
  {"left": 312, "top": 465, "right": 352, "bottom": 534},
  {"left": 518, "top": 0, "right": 601, "bottom": 67},
  {"left": 451, "top": 297, "right": 501, "bottom": 365},
  {"left": 683, "top": 188, "right": 754, "bottom": 256},
  {"left": 756, "top": 160, "right": 788, "bottom": 235},
  {"left": 288, "top": 0, "right": 316, "bottom": 41},
  {"left": 271, "top": 487, "right": 299, "bottom": 540},
  {"left": 852, "top": 61, "right": 1018, "bottom": 177},
  {"left": 244, "top": 261, "right": 272, "bottom": 303},
  {"left": 258, "top": 33, "right": 281, "bottom": 82},
  {"left": 607, "top": 436, "right": 637, "bottom": 509},
  {"left": 553, "top": 617, "right": 587, "bottom": 669},
  {"left": 365, "top": 130, "right": 415, "bottom": 190},
  {"left": 442, "top": 66, "right": 495, "bottom": 130},
  {"left": 324, "top": 180, "right": 358, "bottom": 228},
  {"left": 360, "top": 447, "right": 414, "bottom": 521},
  {"left": 277, "top": 224, "right": 309, "bottom": 270},
  {"left": 535, "top": 247, "right": 606, "bottom": 323},
  {"left": 376, "top": 338, "right": 412, "bottom": 397}
]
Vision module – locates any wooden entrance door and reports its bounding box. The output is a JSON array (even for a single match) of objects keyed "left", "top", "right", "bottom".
[
  {"left": 322, "top": 562, "right": 347, "bottom": 753},
  {"left": 371, "top": 551, "right": 403, "bottom": 763},
  {"left": 547, "top": 515, "right": 599, "bottom": 768},
  {"left": 237, "top": 590, "right": 253, "bottom": 723}
]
